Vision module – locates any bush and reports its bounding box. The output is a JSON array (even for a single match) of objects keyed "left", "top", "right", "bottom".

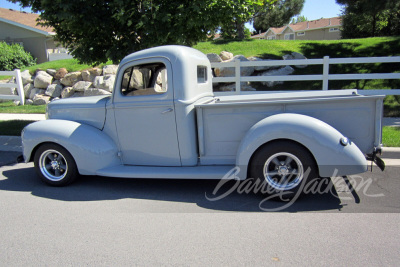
[{"left": 0, "top": 42, "right": 36, "bottom": 71}]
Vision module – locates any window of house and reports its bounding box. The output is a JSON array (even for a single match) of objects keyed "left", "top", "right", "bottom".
[
  {"left": 267, "top": 35, "right": 276, "bottom": 40},
  {"left": 284, "top": 33, "right": 295, "bottom": 40},
  {"left": 121, "top": 63, "right": 167, "bottom": 96},
  {"left": 197, "top": 66, "right": 208, "bottom": 83},
  {"left": 329, "top": 28, "right": 340, "bottom": 32},
  {"left": 297, "top": 32, "right": 305, "bottom": 36}
]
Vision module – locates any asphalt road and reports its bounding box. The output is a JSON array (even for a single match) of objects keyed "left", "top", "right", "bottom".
[{"left": 0, "top": 159, "right": 399, "bottom": 265}]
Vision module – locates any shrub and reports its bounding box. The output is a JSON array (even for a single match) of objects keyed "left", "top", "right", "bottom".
[{"left": 0, "top": 42, "right": 36, "bottom": 71}]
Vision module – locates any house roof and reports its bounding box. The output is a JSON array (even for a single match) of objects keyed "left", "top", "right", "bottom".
[
  {"left": 0, "top": 7, "right": 54, "bottom": 36},
  {"left": 252, "top": 17, "right": 342, "bottom": 37}
]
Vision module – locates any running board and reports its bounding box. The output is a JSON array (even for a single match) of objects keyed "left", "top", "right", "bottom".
[{"left": 96, "top": 165, "right": 238, "bottom": 179}]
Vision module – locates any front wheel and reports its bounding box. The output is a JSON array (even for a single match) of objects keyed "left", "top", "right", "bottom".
[
  {"left": 249, "top": 141, "right": 318, "bottom": 198},
  {"left": 34, "top": 144, "right": 78, "bottom": 186}
]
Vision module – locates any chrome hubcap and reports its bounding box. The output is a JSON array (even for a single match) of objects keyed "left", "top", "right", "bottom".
[
  {"left": 263, "top": 152, "right": 304, "bottom": 190},
  {"left": 39, "top": 149, "right": 68, "bottom": 181}
]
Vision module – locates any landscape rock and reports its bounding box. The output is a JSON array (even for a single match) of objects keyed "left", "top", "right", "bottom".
[
  {"left": 61, "top": 87, "right": 75, "bottom": 98},
  {"left": 29, "top": 88, "right": 45, "bottom": 100},
  {"left": 207, "top": 53, "right": 222, "bottom": 63},
  {"left": 45, "top": 84, "right": 63, "bottom": 98},
  {"left": 26, "top": 99, "right": 33, "bottom": 105},
  {"left": 73, "top": 81, "right": 92, "bottom": 92},
  {"left": 21, "top": 70, "right": 33, "bottom": 85},
  {"left": 258, "top": 66, "right": 295, "bottom": 87},
  {"left": 282, "top": 52, "right": 307, "bottom": 68},
  {"left": 34, "top": 72, "right": 53, "bottom": 89},
  {"left": 61, "top": 72, "right": 82, "bottom": 86},
  {"left": 82, "top": 68, "right": 102, "bottom": 82},
  {"left": 216, "top": 83, "right": 256, "bottom": 92},
  {"left": 220, "top": 51, "right": 234, "bottom": 61},
  {"left": 71, "top": 92, "right": 84, "bottom": 98},
  {"left": 215, "top": 55, "right": 255, "bottom": 77},
  {"left": 84, "top": 88, "right": 112, "bottom": 97},
  {"left": 102, "top": 65, "right": 118, "bottom": 75},
  {"left": 33, "top": 94, "right": 51, "bottom": 105},
  {"left": 248, "top": 57, "right": 281, "bottom": 71},
  {"left": 46, "top": 69, "right": 57, "bottom": 76},
  {"left": 23, "top": 83, "right": 34, "bottom": 99},
  {"left": 93, "top": 75, "right": 115, "bottom": 92},
  {"left": 54, "top": 68, "right": 68, "bottom": 80}
]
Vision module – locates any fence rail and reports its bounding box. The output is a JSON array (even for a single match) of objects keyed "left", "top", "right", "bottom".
[
  {"left": 211, "top": 56, "right": 400, "bottom": 96},
  {"left": 0, "top": 70, "right": 25, "bottom": 105}
]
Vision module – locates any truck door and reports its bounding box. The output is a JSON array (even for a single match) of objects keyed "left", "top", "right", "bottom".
[{"left": 113, "top": 58, "right": 181, "bottom": 166}]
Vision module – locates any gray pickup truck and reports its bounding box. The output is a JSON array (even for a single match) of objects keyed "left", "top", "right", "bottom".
[{"left": 21, "top": 45, "right": 385, "bottom": 196}]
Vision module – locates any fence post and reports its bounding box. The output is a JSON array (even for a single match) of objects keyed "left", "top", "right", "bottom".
[
  {"left": 235, "top": 59, "right": 241, "bottom": 94},
  {"left": 322, "top": 56, "right": 330, "bottom": 91},
  {"left": 14, "top": 69, "right": 25, "bottom": 105}
]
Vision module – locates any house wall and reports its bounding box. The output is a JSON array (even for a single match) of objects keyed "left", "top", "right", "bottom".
[
  {"left": 0, "top": 21, "right": 52, "bottom": 63},
  {"left": 295, "top": 28, "right": 341, "bottom": 40},
  {"left": 281, "top": 27, "right": 295, "bottom": 40}
]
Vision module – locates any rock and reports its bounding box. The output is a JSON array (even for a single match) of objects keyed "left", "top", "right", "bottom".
[
  {"left": 71, "top": 92, "right": 84, "bottom": 98},
  {"left": 34, "top": 72, "right": 53, "bottom": 89},
  {"left": 45, "top": 84, "right": 63, "bottom": 98},
  {"left": 54, "top": 68, "right": 68, "bottom": 80},
  {"left": 21, "top": 70, "right": 33, "bottom": 85},
  {"left": 220, "top": 51, "right": 233, "bottom": 61},
  {"left": 13, "top": 100, "right": 21, "bottom": 106},
  {"left": 61, "top": 87, "right": 75, "bottom": 98},
  {"left": 29, "top": 88, "right": 45, "bottom": 100},
  {"left": 84, "top": 88, "right": 112, "bottom": 97},
  {"left": 215, "top": 83, "right": 256, "bottom": 92},
  {"left": 282, "top": 52, "right": 307, "bottom": 68},
  {"left": 102, "top": 65, "right": 118, "bottom": 75},
  {"left": 33, "top": 94, "right": 51, "bottom": 105},
  {"left": 215, "top": 55, "right": 255, "bottom": 77},
  {"left": 258, "top": 66, "right": 295, "bottom": 87},
  {"left": 82, "top": 68, "right": 102, "bottom": 82},
  {"left": 207, "top": 53, "right": 222, "bottom": 63},
  {"left": 248, "top": 57, "right": 281, "bottom": 71},
  {"left": 61, "top": 72, "right": 82, "bottom": 86},
  {"left": 93, "top": 75, "right": 115, "bottom": 92},
  {"left": 46, "top": 69, "right": 57, "bottom": 76},
  {"left": 26, "top": 99, "right": 33, "bottom": 105},
  {"left": 73, "top": 81, "right": 92, "bottom": 92},
  {"left": 23, "top": 83, "right": 34, "bottom": 99}
]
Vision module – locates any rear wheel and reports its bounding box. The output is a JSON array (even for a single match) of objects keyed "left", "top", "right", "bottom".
[
  {"left": 34, "top": 144, "right": 78, "bottom": 186},
  {"left": 249, "top": 141, "right": 317, "bottom": 198}
]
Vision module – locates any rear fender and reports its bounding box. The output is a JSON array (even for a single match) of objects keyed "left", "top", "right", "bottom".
[
  {"left": 236, "top": 113, "right": 367, "bottom": 179},
  {"left": 22, "top": 119, "right": 120, "bottom": 175}
]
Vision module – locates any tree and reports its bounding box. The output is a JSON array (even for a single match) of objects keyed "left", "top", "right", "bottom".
[
  {"left": 291, "top": 15, "right": 307, "bottom": 24},
  {"left": 337, "top": 0, "right": 400, "bottom": 38},
  {"left": 9, "top": 0, "right": 276, "bottom": 64},
  {"left": 253, "top": 0, "right": 305, "bottom": 33}
]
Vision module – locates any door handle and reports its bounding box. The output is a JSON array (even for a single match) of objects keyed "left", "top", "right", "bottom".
[{"left": 161, "top": 108, "right": 173, "bottom": 114}]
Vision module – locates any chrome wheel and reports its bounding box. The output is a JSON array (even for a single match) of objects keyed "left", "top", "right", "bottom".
[
  {"left": 263, "top": 152, "right": 304, "bottom": 190},
  {"left": 38, "top": 149, "right": 68, "bottom": 182}
]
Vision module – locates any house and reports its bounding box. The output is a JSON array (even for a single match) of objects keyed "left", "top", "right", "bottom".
[
  {"left": 0, "top": 7, "right": 71, "bottom": 63},
  {"left": 252, "top": 17, "right": 342, "bottom": 41}
]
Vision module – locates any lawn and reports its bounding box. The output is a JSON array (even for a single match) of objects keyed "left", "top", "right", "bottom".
[
  {"left": 382, "top": 126, "right": 400, "bottom": 147},
  {"left": 0, "top": 101, "right": 46, "bottom": 114}
]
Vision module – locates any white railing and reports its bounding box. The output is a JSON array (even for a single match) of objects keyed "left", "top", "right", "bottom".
[
  {"left": 211, "top": 56, "right": 400, "bottom": 96},
  {"left": 0, "top": 70, "right": 25, "bottom": 105}
]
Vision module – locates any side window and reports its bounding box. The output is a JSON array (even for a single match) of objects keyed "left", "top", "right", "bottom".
[
  {"left": 121, "top": 63, "right": 168, "bottom": 96},
  {"left": 197, "top": 66, "right": 207, "bottom": 83}
]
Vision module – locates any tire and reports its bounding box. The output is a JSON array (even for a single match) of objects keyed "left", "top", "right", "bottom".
[
  {"left": 249, "top": 140, "right": 318, "bottom": 198},
  {"left": 34, "top": 143, "right": 79, "bottom": 186}
]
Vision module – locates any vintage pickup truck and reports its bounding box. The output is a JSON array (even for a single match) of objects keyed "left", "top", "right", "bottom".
[{"left": 21, "top": 45, "right": 385, "bottom": 196}]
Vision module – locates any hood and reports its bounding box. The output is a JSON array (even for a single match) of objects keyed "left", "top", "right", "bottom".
[{"left": 47, "top": 95, "right": 110, "bottom": 130}]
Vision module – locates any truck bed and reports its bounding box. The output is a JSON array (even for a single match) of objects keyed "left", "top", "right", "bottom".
[{"left": 195, "top": 90, "right": 384, "bottom": 165}]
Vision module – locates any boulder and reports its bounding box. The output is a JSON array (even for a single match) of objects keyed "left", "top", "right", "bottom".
[
  {"left": 207, "top": 53, "right": 222, "bottom": 63},
  {"left": 61, "top": 87, "right": 75, "bottom": 98},
  {"left": 26, "top": 99, "right": 33, "bottom": 105},
  {"left": 215, "top": 83, "right": 256, "bottom": 92},
  {"left": 21, "top": 70, "right": 33, "bottom": 85},
  {"left": 34, "top": 72, "right": 53, "bottom": 89},
  {"left": 258, "top": 66, "right": 295, "bottom": 87},
  {"left": 102, "top": 65, "right": 118, "bottom": 75},
  {"left": 93, "top": 75, "right": 115, "bottom": 92},
  {"left": 282, "top": 52, "right": 307, "bottom": 68},
  {"left": 33, "top": 94, "right": 51, "bottom": 105},
  {"left": 84, "top": 88, "right": 112, "bottom": 97},
  {"left": 71, "top": 92, "right": 84, "bottom": 98},
  {"left": 46, "top": 69, "right": 57, "bottom": 76},
  {"left": 73, "top": 81, "right": 92, "bottom": 92},
  {"left": 29, "top": 88, "right": 45, "bottom": 100},
  {"left": 23, "top": 83, "right": 34, "bottom": 99},
  {"left": 61, "top": 72, "right": 82, "bottom": 86},
  {"left": 215, "top": 55, "right": 255, "bottom": 77},
  {"left": 82, "top": 68, "right": 102, "bottom": 82},
  {"left": 248, "top": 57, "right": 281, "bottom": 71},
  {"left": 220, "top": 51, "right": 233, "bottom": 61},
  {"left": 45, "top": 84, "right": 63, "bottom": 98},
  {"left": 54, "top": 68, "right": 68, "bottom": 80}
]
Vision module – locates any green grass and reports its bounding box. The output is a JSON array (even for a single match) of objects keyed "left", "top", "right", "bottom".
[
  {"left": 0, "top": 101, "right": 46, "bottom": 114},
  {"left": 382, "top": 126, "right": 400, "bottom": 147},
  {"left": 0, "top": 120, "right": 36, "bottom": 136}
]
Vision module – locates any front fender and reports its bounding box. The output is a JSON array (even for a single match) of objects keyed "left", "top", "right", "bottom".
[
  {"left": 236, "top": 113, "right": 367, "bottom": 179},
  {"left": 22, "top": 119, "right": 120, "bottom": 175}
]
